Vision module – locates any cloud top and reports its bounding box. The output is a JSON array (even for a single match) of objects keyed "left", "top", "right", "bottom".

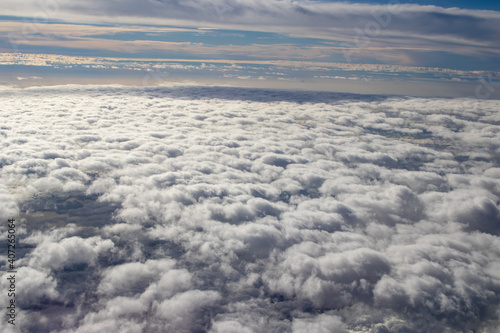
[{"left": 0, "top": 85, "right": 499, "bottom": 332}]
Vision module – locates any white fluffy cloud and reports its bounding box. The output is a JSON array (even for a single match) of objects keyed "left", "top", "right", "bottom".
[
  {"left": 0, "top": 85, "right": 499, "bottom": 332},
  {"left": 26, "top": 236, "right": 114, "bottom": 270},
  {"left": 292, "top": 314, "right": 347, "bottom": 333}
]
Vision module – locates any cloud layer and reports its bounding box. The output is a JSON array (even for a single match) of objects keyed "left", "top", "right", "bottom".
[
  {"left": 1, "top": 0, "right": 500, "bottom": 68},
  {"left": 0, "top": 85, "right": 500, "bottom": 332}
]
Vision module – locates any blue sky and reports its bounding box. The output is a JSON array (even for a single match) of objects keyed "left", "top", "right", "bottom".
[
  {"left": 0, "top": 0, "right": 499, "bottom": 97},
  {"left": 323, "top": 0, "right": 500, "bottom": 11}
]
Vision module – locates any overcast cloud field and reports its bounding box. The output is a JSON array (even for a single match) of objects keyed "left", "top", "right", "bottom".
[{"left": 0, "top": 85, "right": 499, "bottom": 332}]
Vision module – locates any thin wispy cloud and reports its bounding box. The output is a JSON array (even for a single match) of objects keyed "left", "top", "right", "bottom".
[{"left": 2, "top": 0, "right": 500, "bottom": 68}]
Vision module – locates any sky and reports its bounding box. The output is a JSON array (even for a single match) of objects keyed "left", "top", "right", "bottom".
[
  {"left": 323, "top": 0, "right": 500, "bottom": 11},
  {"left": 1, "top": 2, "right": 500, "bottom": 333},
  {"left": 0, "top": 0, "right": 499, "bottom": 97}
]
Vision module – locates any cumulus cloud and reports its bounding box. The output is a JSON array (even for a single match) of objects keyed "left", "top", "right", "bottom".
[
  {"left": 0, "top": 85, "right": 499, "bottom": 332},
  {"left": 0, "top": 184, "right": 18, "bottom": 220},
  {"left": 292, "top": 314, "right": 347, "bottom": 333},
  {"left": 26, "top": 236, "right": 114, "bottom": 271},
  {"left": 1, "top": 267, "right": 59, "bottom": 307}
]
